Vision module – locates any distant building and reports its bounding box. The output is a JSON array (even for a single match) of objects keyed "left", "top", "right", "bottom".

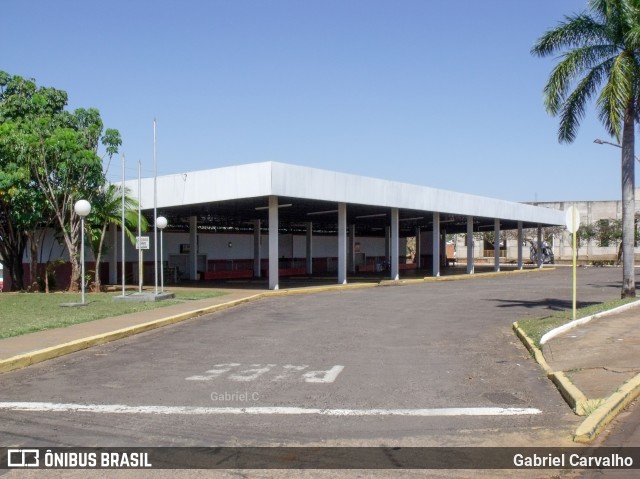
[{"left": 452, "top": 189, "right": 640, "bottom": 264}]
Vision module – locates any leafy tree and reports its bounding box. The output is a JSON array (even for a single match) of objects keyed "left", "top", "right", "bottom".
[
  {"left": 0, "top": 74, "right": 52, "bottom": 290},
  {"left": 573, "top": 222, "right": 598, "bottom": 260},
  {"left": 532, "top": 0, "right": 640, "bottom": 297},
  {"left": 0, "top": 71, "right": 120, "bottom": 292}
]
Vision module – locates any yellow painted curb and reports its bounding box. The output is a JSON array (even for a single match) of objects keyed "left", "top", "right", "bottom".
[
  {"left": 513, "top": 323, "right": 591, "bottom": 416},
  {"left": 378, "top": 278, "right": 425, "bottom": 286},
  {"left": 551, "top": 371, "right": 589, "bottom": 416},
  {"left": 513, "top": 318, "right": 640, "bottom": 441},
  {"left": 267, "top": 282, "right": 378, "bottom": 296},
  {"left": 574, "top": 372, "right": 640, "bottom": 443},
  {"left": 425, "top": 268, "right": 556, "bottom": 282},
  {"left": 512, "top": 322, "right": 552, "bottom": 375},
  {"left": 0, "top": 294, "right": 265, "bottom": 374}
]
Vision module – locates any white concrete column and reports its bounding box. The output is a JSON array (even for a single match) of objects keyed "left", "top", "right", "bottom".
[
  {"left": 109, "top": 223, "right": 118, "bottom": 284},
  {"left": 348, "top": 224, "right": 356, "bottom": 273},
  {"left": 338, "top": 202, "right": 347, "bottom": 284},
  {"left": 189, "top": 215, "right": 198, "bottom": 280},
  {"left": 467, "top": 216, "right": 474, "bottom": 275},
  {"left": 390, "top": 208, "right": 399, "bottom": 280},
  {"left": 432, "top": 212, "right": 440, "bottom": 277},
  {"left": 494, "top": 219, "right": 501, "bottom": 272},
  {"left": 537, "top": 224, "right": 543, "bottom": 269},
  {"left": 269, "top": 196, "right": 279, "bottom": 290},
  {"left": 415, "top": 227, "right": 421, "bottom": 268},
  {"left": 306, "top": 222, "right": 313, "bottom": 275},
  {"left": 253, "top": 219, "right": 261, "bottom": 278},
  {"left": 517, "top": 221, "right": 523, "bottom": 270}
]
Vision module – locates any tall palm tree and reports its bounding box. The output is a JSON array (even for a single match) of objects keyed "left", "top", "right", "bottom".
[
  {"left": 532, "top": 0, "right": 640, "bottom": 298},
  {"left": 87, "top": 184, "right": 147, "bottom": 291}
]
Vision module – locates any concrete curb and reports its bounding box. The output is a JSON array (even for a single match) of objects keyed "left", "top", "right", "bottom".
[
  {"left": 514, "top": 318, "right": 640, "bottom": 443},
  {"left": 424, "top": 267, "right": 555, "bottom": 282},
  {"left": 574, "top": 373, "right": 640, "bottom": 443},
  {"left": 378, "top": 278, "right": 426, "bottom": 286},
  {"left": 512, "top": 322, "right": 552, "bottom": 375},
  {"left": 512, "top": 323, "right": 590, "bottom": 416},
  {"left": 269, "top": 283, "right": 379, "bottom": 295},
  {"left": 540, "top": 299, "right": 640, "bottom": 345}
]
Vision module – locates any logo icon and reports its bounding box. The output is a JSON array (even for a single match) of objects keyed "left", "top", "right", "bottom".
[{"left": 7, "top": 449, "right": 39, "bottom": 468}]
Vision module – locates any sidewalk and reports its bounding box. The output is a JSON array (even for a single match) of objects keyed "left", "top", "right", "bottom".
[
  {"left": 0, "top": 287, "right": 266, "bottom": 371},
  {"left": 543, "top": 305, "right": 640, "bottom": 400},
  {"left": 537, "top": 301, "right": 640, "bottom": 442}
]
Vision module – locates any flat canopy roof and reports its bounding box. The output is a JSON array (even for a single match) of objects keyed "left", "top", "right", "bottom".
[{"left": 125, "top": 161, "right": 565, "bottom": 235}]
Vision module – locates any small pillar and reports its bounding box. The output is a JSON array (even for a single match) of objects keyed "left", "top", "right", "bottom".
[
  {"left": 517, "top": 221, "right": 523, "bottom": 270},
  {"left": 537, "top": 224, "right": 543, "bottom": 269},
  {"left": 390, "top": 208, "right": 399, "bottom": 280},
  {"left": 269, "top": 196, "right": 279, "bottom": 290},
  {"left": 467, "top": 216, "right": 474, "bottom": 274},
  {"left": 494, "top": 219, "right": 501, "bottom": 272},
  {"left": 432, "top": 212, "right": 440, "bottom": 277},
  {"left": 338, "top": 203, "right": 347, "bottom": 284}
]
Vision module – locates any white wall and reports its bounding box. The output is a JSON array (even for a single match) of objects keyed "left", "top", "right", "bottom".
[{"left": 105, "top": 231, "right": 388, "bottom": 263}]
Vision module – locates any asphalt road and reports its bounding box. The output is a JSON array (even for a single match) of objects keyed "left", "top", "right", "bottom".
[{"left": 0, "top": 267, "right": 632, "bottom": 477}]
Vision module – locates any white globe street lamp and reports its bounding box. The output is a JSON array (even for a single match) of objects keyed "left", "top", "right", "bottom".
[
  {"left": 74, "top": 199, "right": 91, "bottom": 304},
  {"left": 156, "top": 216, "right": 168, "bottom": 293}
]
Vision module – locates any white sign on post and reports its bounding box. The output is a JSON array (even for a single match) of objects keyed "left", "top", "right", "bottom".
[
  {"left": 565, "top": 206, "right": 581, "bottom": 233},
  {"left": 136, "top": 236, "right": 150, "bottom": 250},
  {"left": 566, "top": 205, "right": 581, "bottom": 321}
]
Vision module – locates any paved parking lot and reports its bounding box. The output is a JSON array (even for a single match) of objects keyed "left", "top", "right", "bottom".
[{"left": 0, "top": 267, "right": 628, "bottom": 452}]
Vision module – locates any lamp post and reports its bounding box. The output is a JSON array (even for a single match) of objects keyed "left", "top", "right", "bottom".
[
  {"left": 74, "top": 199, "right": 91, "bottom": 305},
  {"left": 156, "top": 216, "right": 168, "bottom": 293},
  {"left": 594, "top": 139, "right": 640, "bottom": 163}
]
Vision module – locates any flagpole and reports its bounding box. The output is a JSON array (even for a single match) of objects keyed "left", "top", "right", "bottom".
[
  {"left": 153, "top": 119, "right": 158, "bottom": 295},
  {"left": 138, "top": 160, "right": 143, "bottom": 293},
  {"left": 121, "top": 154, "right": 126, "bottom": 297}
]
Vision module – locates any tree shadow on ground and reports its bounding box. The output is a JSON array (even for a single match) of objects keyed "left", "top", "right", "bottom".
[
  {"left": 585, "top": 282, "right": 622, "bottom": 289},
  {"left": 487, "top": 298, "right": 600, "bottom": 312}
]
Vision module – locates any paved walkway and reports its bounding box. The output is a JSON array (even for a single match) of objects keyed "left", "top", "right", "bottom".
[{"left": 543, "top": 303, "right": 640, "bottom": 402}]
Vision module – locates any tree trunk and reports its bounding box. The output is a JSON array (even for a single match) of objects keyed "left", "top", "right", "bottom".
[
  {"left": 0, "top": 207, "right": 28, "bottom": 291},
  {"left": 6, "top": 249, "right": 26, "bottom": 291},
  {"left": 27, "top": 232, "right": 40, "bottom": 292},
  {"left": 621, "top": 108, "right": 636, "bottom": 298},
  {"left": 61, "top": 214, "right": 82, "bottom": 293}
]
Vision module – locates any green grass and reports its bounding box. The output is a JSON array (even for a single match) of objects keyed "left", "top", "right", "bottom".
[
  {"left": 0, "top": 289, "right": 227, "bottom": 339},
  {"left": 517, "top": 297, "right": 638, "bottom": 348}
]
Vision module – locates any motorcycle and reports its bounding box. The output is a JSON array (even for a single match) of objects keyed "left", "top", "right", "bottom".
[{"left": 529, "top": 240, "right": 554, "bottom": 264}]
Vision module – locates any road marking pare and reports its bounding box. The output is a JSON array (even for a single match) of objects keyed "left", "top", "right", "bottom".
[{"left": 186, "top": 364, "right": 345, "bottom": 383}]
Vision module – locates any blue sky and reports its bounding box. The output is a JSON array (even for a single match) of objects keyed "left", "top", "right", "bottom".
[{"left": 1, "top": 0, "right": 624, "bottom": 202}]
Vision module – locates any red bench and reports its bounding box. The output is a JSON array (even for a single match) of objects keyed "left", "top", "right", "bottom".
[{"left": 201, "top": 270, "right": 253, "bottom": 280}]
